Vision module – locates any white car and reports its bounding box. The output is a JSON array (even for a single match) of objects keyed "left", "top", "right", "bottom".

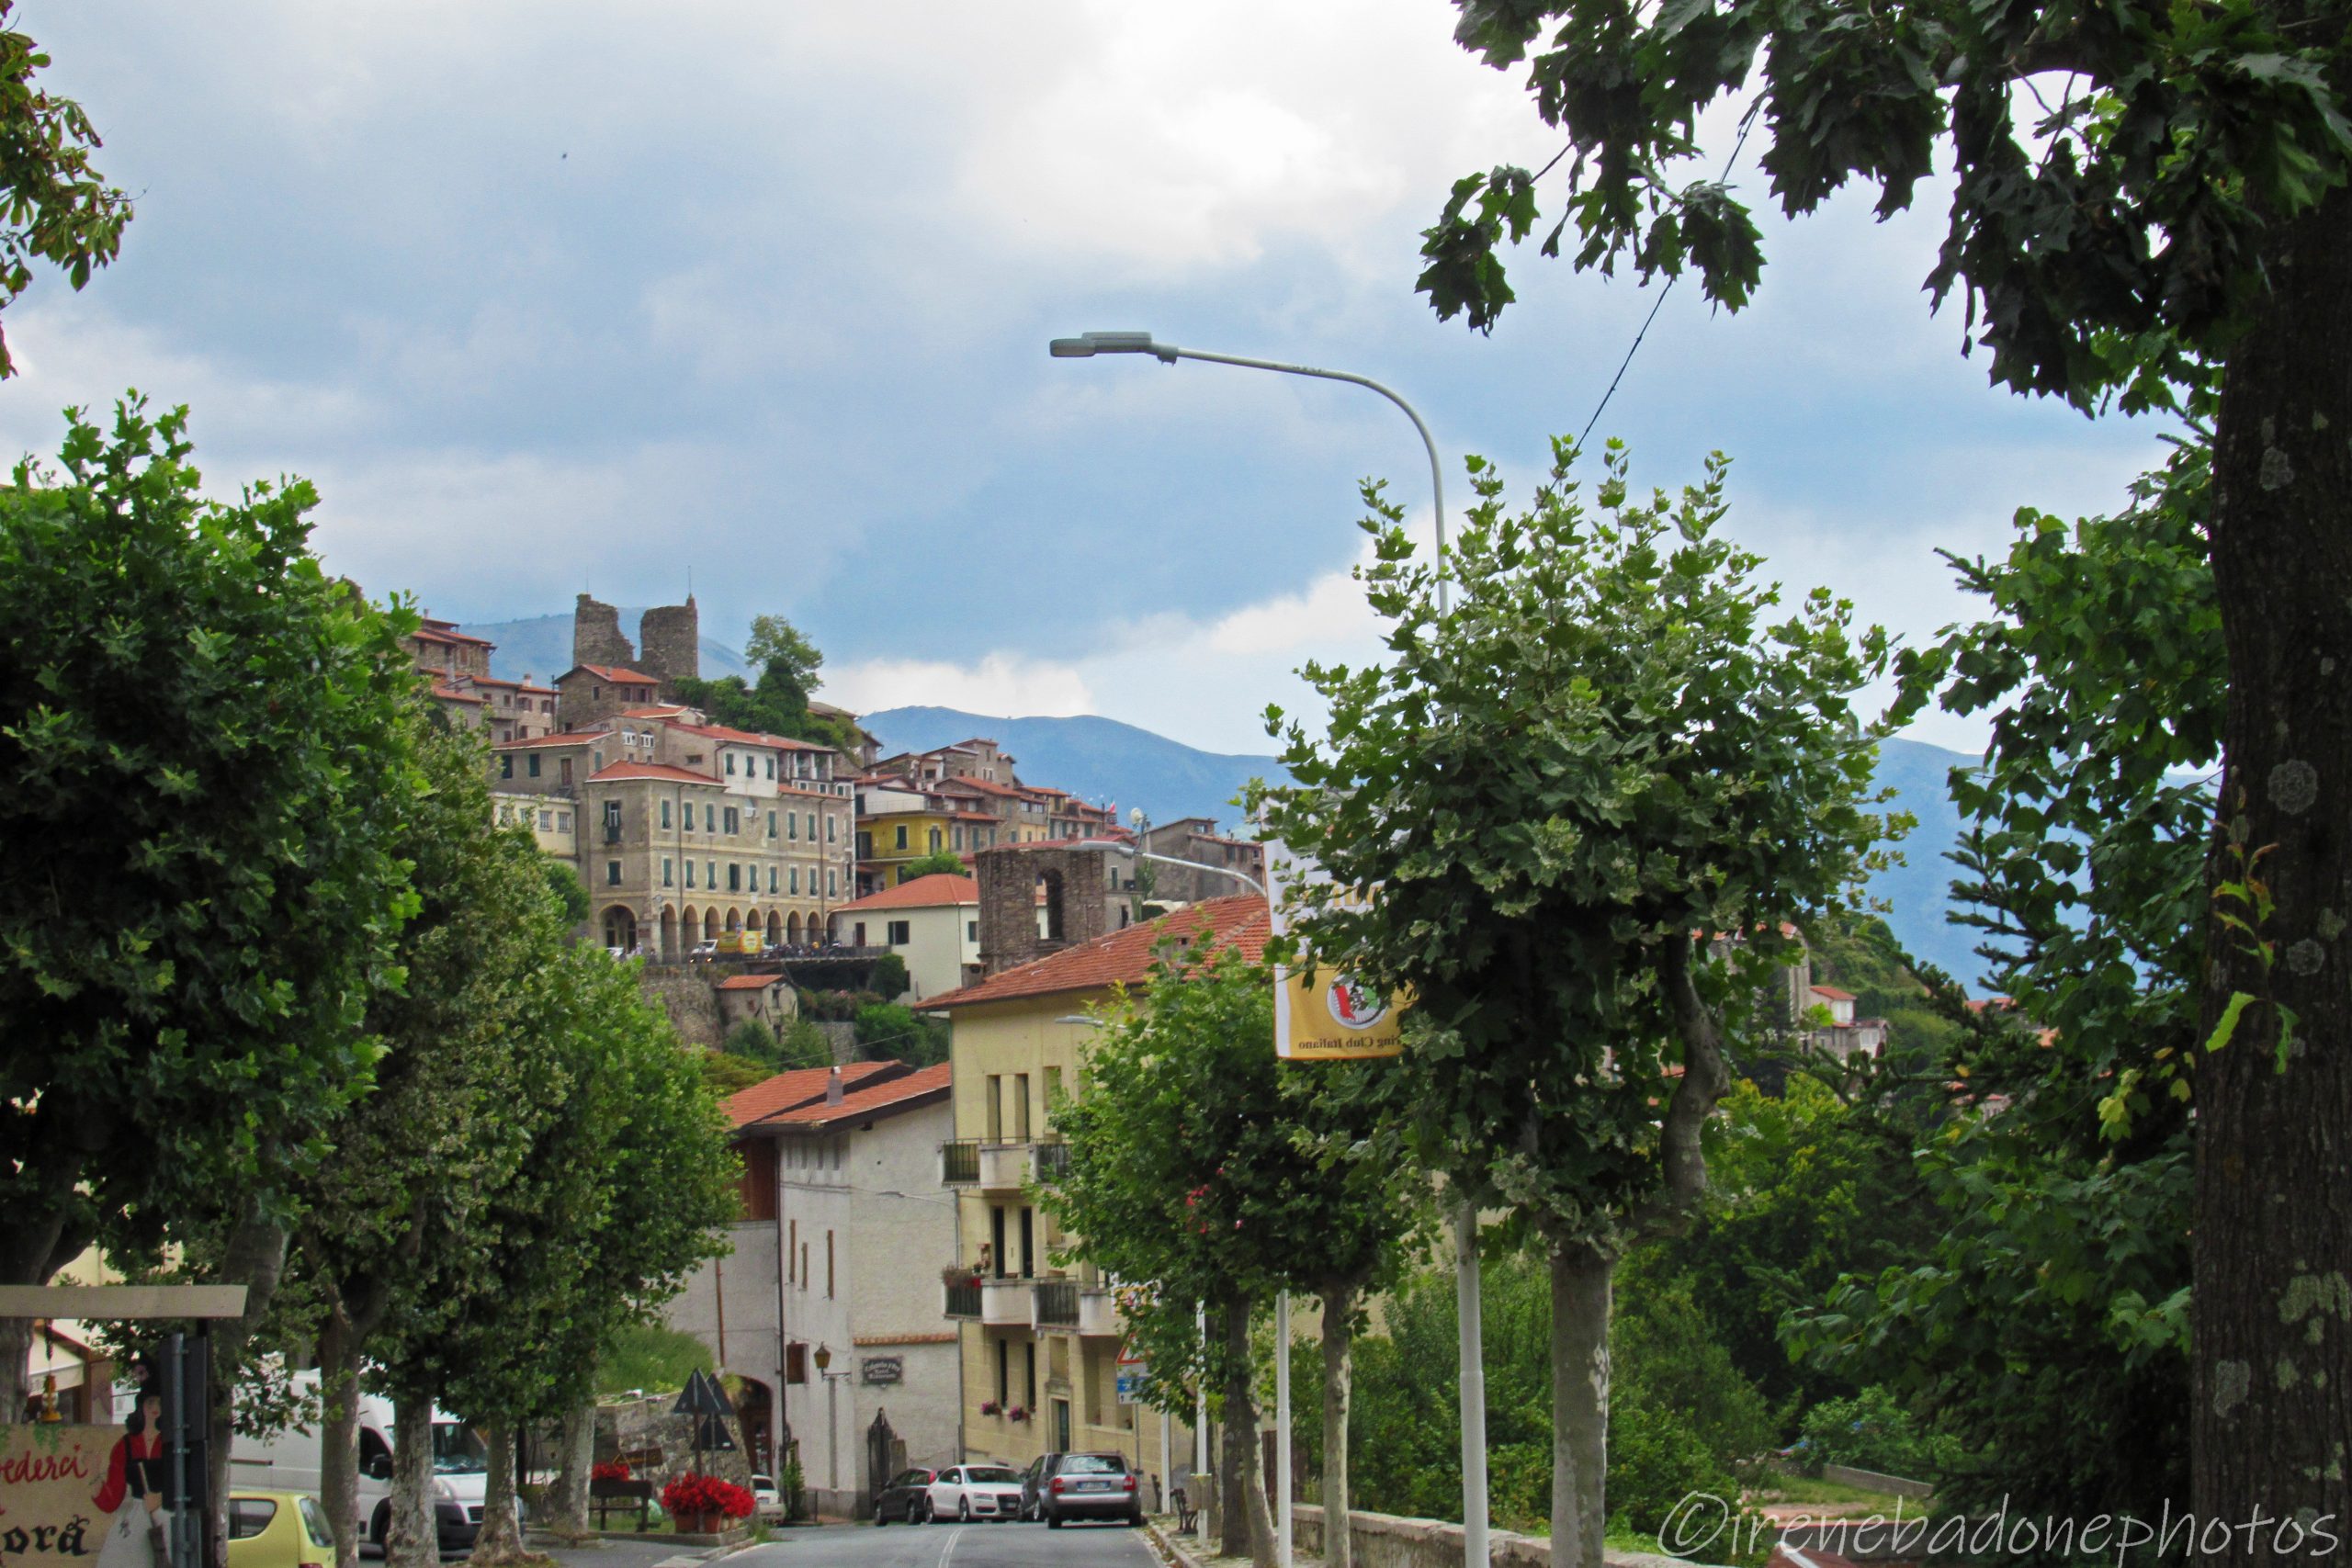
[
  {"left": 748, "top": 1473, "right": 784, "bottom": 1523},
  {"left": 927, "top": 1463, "right": 1025, "bottom": 1524}
]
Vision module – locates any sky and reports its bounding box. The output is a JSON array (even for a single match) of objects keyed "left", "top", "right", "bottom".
[{"left": 2, "top": 1, "right": 2171, "bottom": 757}]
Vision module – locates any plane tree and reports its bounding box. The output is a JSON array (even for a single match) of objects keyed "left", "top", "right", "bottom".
[
  {"left": 1257, "top": 441, "right": 1892, "bottom": 1565},
  {"left": 1417, "top": 0, "right": 2352, "bottom": 1514}
]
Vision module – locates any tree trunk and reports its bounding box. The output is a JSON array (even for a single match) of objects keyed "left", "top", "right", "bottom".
[
  {"left": 386, "top": 1398, "right": 439, "bottom": 1568},
  {"left": 1549, "top": 1243, "right": 1611, "bottom": 1568},
  {"left": 207, "top": 1204, "right": 290, "bottom": 1568},
  {"left": 469, "top": 1418, "right": 527, "bottom": 1565},
  {"left": 1318, "top": 1284, "right": 1355, "bottom": 1568},
  {"left": 1218, "top": 1295, "right": 1275, "bottom": 1566},
  {"left": 2195, "top": 180, "right": 2352, "bottom": 1552},
  {"left": 318, "top": 1312, "right": 365, "bottom": 1568},
  {"left": 544, "top": 1400, "right": 594, "bottom": 1539}
]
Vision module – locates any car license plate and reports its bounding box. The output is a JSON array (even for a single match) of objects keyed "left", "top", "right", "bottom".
[{"left": 1080, "top": 1481, "right": 1111, "bottom": 1492}]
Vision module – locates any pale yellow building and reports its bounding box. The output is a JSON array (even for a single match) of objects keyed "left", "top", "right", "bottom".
[{"left": 923, "top": 895, "right": 1266, "bottom": 1494}]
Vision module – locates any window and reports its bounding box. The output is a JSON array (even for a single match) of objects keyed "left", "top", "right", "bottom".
[
  {"left": 768, "top": 811, "right": 777, "bottom": 838},
  {"left": 765, "top": 756, "right": 775, "bottom": 779},
  {"left": 1024, "top": 1340, "right": 1037, "bottom": 1408},
  {"left": 952, "top": 826, "right": 962, "bottom": 851},
  {"left": 888, "top": 919, "right": 910, "bottom": 946},
  {"left": 828, "top": 871, "right": 837, "bottom": 897},
  {"left": 605, "top": 861, "right": 621, "bottom": 886},
  {"left": 707, "top": 860, "right": 717, "bottom": 889},
  {"left": 806, "top": 812, "right": 816, "bottom": 840},
  {"left": 987, "top": 1075, "right": 1002, "bottom": 1142},
  {"left": 895, "top": 825, "right": 908, "bottom": 850},
  {"left": 928, "top": 827, "right": 943, "bottom": 852},
  {"left": 705, "top": 803, "right": 716, "bottom": 831},
  {"left": 826, "top": 817, "right": 835, "bottom": 841},
  {"left": 785, "top": 1343, "right": 808, "bottom": 1385},
  {"left": 826, "top": 1230, "right": 835, "bottom": 1297},
  {"left": 790, "top": 867, "right": 800, "bottom": 895},
  {"left": 661, "top": 798, "right": 673, "bottom": 829},
  {"left": 728, "top": 863, "right": 741, "bottom": 892},
  {"left": 727, "top": 752, "right": 737, "bottom": 776},
  {"left": 228, "top": 1499, "right": 278, "bottom": 1540},
  {"left": 557, "top": 810, "right": 571, "bottom": 830},
  {"left": 604, "top": 799, "right": 622, "bottom": 837},
  {"left": 788, "top": 1219, "right": 797, "bottom": 1281},
  {"left": 1014, "top": 1074, "right": 1031, "bottom": 1140},
  {"left": 500, "top": 756, "right": 514, "bottom": 779},
  {"left": 967, "top": 919, "right": 978, "bottom": 942},
  {"left": 725, "top": 807, "right": 740, "bottom": 835},
  {"left": 593, "top": 750, "right": 604, "bottom": 772},
  {"left": 788, "top": 814, "right": 798, "bottom": 841},
  {"left": 996, "top": 1340, "right": 1010, "bottom": 1406},
  {"left": 767, "top": 866, "right": 777, "bottom": 894},
  {"left": 685, "top": 861, "right": 696, "bottom": 888},
  {"left": 662, "top": 858, "right": 674, "bottom": 887},
  {"left": 540, "top": 809, "right": 553, "bottom": 831},
  {"left": 527, "top": 754, "right": 541, "bottom": 778}
]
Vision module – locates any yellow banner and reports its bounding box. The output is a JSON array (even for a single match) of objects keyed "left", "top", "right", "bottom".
[{"left": 1265, "top": 838, "right": 1405, "bottom": 1060}]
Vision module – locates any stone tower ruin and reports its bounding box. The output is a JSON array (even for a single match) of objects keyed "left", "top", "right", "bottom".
[
  {"left": 638, "top": 596, "right": 701, "bottom": 700},
  {"left": 572, "top": 594, "right": 636, "bottom": 670},
  {"left": 974, "top": 842, "right": 1117, "bottom": 975}
]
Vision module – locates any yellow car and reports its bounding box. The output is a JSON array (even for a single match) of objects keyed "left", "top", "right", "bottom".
[{"left": 226, "top": 1491, "right": 334, "bottom": 1568}]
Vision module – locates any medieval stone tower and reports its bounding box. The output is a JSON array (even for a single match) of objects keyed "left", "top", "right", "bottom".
[
  {"left": 571, "top": 593, "right": 700, "bottom": 701},
  {"left": 974, "top": 842, "right": 1118, "bottom": 975}
]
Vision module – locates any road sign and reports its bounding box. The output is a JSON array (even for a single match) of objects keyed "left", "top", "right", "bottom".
[
  {"left": 1267, "top": 840, "right": 1405, "bottom": 1060},
  {"left": 673, "top": 1369, "right": 735, "bottom": 1419},
  {"left": 1116, "top": 1366, "right": 1145, "bottom": 1405}
]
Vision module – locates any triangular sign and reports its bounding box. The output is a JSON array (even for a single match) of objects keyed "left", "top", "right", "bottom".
[{"left": 673, "top": 1369, "right": 728, "bottom": 1418}]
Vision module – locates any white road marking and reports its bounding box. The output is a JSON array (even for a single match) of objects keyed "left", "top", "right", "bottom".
[{"left": 936, "top": 1523, "right": 967, "bottom": 1567}]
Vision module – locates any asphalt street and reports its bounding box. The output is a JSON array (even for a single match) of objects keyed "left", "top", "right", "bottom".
[{"left": 724, "top": 1519, "right": 1160, "bottom": 1566}]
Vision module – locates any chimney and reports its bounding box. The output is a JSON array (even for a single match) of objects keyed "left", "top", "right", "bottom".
[{"left": 825, "top": 1066, "right": 843, "bottom": 1106}]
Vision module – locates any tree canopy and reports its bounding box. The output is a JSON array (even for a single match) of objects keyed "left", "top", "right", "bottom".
[
  {"left": 0, "top": 4, "right": 132, "bottom": 377},
  {"left": 673, "top": 614, "right": 854, "bottom": 751}
]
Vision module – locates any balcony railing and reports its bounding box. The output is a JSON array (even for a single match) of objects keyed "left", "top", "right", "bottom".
[
  {"left": 1033, "top": 1140, "right": 1071, "bottom": 1184},
  {"left": 944, "top": 1280, "right": 982, "bottom": 1319},
  {"left": 1077, "top": 1286, "right": 1120, "bottom": 1337},
  {"left": 976, "top": 1143, "right": 1032, "bottom": 1192},
  {"left": 941, "top": 1140, "right": 980, "bottom": 1185},
  {"left": 1034, "top": 1278, "right": 1080, "bottom": 1329},
  {"left": 979, "top": 1277, "right": 1034, "bottom": 1329}
]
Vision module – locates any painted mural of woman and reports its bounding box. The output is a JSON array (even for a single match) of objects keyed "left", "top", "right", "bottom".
[{"left": 92, "top": 1388, "right": 170, "bottom": 1568}]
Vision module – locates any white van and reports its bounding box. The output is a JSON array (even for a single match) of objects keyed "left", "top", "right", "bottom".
[{"left": 228, "top": 1372, "right": 512, "bottom": 1552}]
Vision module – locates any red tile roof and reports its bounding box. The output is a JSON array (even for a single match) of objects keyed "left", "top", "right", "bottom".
[
  {"left": 562, "top": 663, "right": 661, "bottom": 685},
  {"left": 725, "top": 1061, "right": 907, "bottom": 1130},
  {"left": 670, "top": 721, "right": 837, "bottom": 752},
  {"left": 430, "top": 682, "right": 486, "bottom": 705},
  {"left": 925, "top": 894, "right": 1269, "bottom": 1010},
  {"left": 835, "top": 874, "right": 978, "bottom": 912},
  {"left": 715, "top": 973, "right": 787, "bottom": 991},
  {"left": 1810, "top": 984, "right": 1858, "bottom": 1001},
  {"left": 589, "top": 761, "right": 721, "bottom": 785},
  {"left": 621, "top": 705, "right": 695, "bottom": 719},
  {"left": 493, "top": 729, "right": 606, "bottom": 750},
  {"left": 762, "top": 1062, "right": 954, "bottom": 1130},
  {"left": 413, "top": 622, "right": 495, "bottom": 647}
]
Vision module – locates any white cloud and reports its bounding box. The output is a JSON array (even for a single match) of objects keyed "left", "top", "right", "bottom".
[{"left": 823, "top": 653, "right": 1100, "bottom": 720}]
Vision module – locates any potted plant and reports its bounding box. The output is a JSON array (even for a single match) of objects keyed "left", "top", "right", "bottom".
[
  {"left": 660, "top": 1473, "right": 754, "bottom": 1535},
  {"left": 1007, "top": 1404, "right": 1030, "bottom": 1423},
  {"left": 978, "top": 1400, "right": 1000, "bottom": 1416},
  {"left": 940, "top": 1263, "right": 981, "bottom": 1287}
]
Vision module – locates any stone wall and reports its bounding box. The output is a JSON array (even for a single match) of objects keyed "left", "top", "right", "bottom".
[
  {"left": 639, "top": 599, "right": 701, "bottom": 699},
  {"left": 594, "top": 1394, "right": 754, "bottom": 1491},
  {"left": 639, "top": 966, "right": 727, "bottom": 1049},
  {"left": 1286, "top": 1502, "right": 1718, "bottom": 1568},
  {"left": 974, "top": 843, "right": 1114, "bottom": 974},
  {"left": 573, "top": 593, "right": 636, "bottom": 670}
]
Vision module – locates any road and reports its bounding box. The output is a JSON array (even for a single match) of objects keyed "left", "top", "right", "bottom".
[{"left": 726, "top": 1519, "right": 1160, "bottom": 1566}]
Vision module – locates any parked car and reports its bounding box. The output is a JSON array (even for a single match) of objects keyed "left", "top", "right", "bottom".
[
  {"left": 1029, "top": 1450, "right": 1142, "bottom": 1529},
  {"left": 926, "top": 1463, "right": 1025, "bottom": 1524},
  {"left": 226, "top": 1491, "right": 333, "bottom": 1568},
  {"left": 872, "top": 1467, "right": 942, "bottom": 1525},
  {"left": 749, "top": 1473, "right": 784, "bottom": 1523},
  {"left": 687, "top": 940, "right": 718, "bottom": 962}
]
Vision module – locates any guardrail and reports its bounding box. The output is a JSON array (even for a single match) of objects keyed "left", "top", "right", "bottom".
[
  {"left": 941, "top": 1141, "right": 981, "bottom": 1184},
  {"left": 1034, "top": 1279, "right": 1080, "bottom": 1328},
  {"left": 944, "top": 1280, "right": 982, "bottom": 1318}
]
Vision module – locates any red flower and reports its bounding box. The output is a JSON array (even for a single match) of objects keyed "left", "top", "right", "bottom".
[
  {"left": 591, "top": 1461, "right": 633, "bottom": 1483},
  {"left": 661, "top": 1473, "right": 754, "bottom": 1520}
]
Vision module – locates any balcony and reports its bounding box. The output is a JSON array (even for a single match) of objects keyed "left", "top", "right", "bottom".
[
  {"left": 1033, "top": 1140, "right": 1070, "bottom": 1184},
  {"left": 1077, "top": 1286, "right": 1120, "bottom": 1337},
  {"left": 943, "top": 1280, "right": 982, "bottom": 1319},
  {"left": 976, "top": 1143, "right": 1032, "bottom": 1192},
  {"left": 940, "top": 1140, "right": 980, "bottom": 1185},
  {"left": 1034, "top": 1278, "right": 1080, "bottom": 1330},
  {"left": 979, "top": 1277, "right": 1034, "bottom": 1329}
]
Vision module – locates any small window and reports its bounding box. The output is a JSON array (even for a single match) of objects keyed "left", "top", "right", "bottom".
[
  {"left": 557, "top": 811, "right": 570, "bottom": 830},
  {"left": 727, "top": 752, "right": 738, "bottom": 776},
  {"left": 895, "top": 826, "right": 908, "bottom": 850},
  {"left": 729, "top": 863, "right": 741, "bottom": 892},
  {"left": 540, "top": 810, "right": 553, "bottom": 831},
  {"left": 967, "top": 919, "right": 978, "bottom": 942},
  {"left": 827, "top": 817, "right": 836, "bottom": 842},
  {"left": 790, "top": 867, "right": 801, "bottom": 895},
  {"left": 788, "top": 814, "right": 798, "bottom": 841},
  {"left": 686, "top": 861, "right": 696, "bottom": 888},
  {"left": 766, "top": 756, "right": 776, "bottom": 779},
  {"left": 500, "top": 756, "right": 514, "bottom": 779},
  {"left": 299, "top": 1497, "right": 334, "bottom": 1548},
  {"left": 888, "top": 919, "right": 910, "bottom": 946},
  {"left": 768, "top": 811, "right": 777, "bottom": 838},
  {"left": 228, "top": 1499, "right": 277, "bottom": 1540},
  {"left": 707, "top": 860, "right": 717, "bottom": 888},
  {"left": 769, "top": 866, "right": 778, "bottom": 894},
  {"left": 706, "top": 804, "right": 717, "bottom": 832},
  {"left": 606, "top": 861, "right": 622, "bottom": 886},
  {"left": 725, "top": 807, "right": 740, "bottom": 835},
  {"left": 661, "top": 799, "right": 673, "bottom": 829},
  {"left": 828, "top": 871, "right": 837, "bottom": 897},
  {"left": 527, "top": 754, "right": 542, "bottom": 778}
]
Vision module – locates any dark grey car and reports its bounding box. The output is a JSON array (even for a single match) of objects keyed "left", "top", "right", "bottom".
[
  {"left": 1027, "top": 1451, "right": 1141, "bottom": 1528},
  {"left": 872, "top": 1467, "right": 941, "bottom": 1526}
]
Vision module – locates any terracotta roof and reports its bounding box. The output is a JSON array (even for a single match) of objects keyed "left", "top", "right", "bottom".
[
  {"left": 925, "top": 894, "right": 1268, "bottom": 1010},
  {"left": 835, "top": 874, "right": 978, "bottom": 912},
  {"left": 430, "top": 683, "right": 486, "bottom": 705},
  {"left": 725, "top": 1061, "right": 907, "bottom": 1130},
  {"left": 1810, "top": 985, "right": 1858, "bottom": 1001},
  {"left": 621, "top": 705, "right": 695, "bottom": 718},
  {"left": 494, "top": 730, "right": 605, "bottom": 750},
  {"left": 715, "top": 973, "right": 787, "bottom": 991},
  {"left": 561, "top": 663, "right": 661, "bottom": 685},
  {"left": 589, "top": 761, "right": 721, "bottom": 785},
  {"left": 413, "top": 623, "right": 495, "bottom": 647},
  {"left": 763, "top": 1062, "right": 954, "bottom": 1129},
  {"left": 671, "top": 721, "right": 836, "bottom": 752}
]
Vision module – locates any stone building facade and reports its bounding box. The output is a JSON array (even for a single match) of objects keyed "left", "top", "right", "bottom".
[
  {"left": 571, "top": 592, "right": 703, "bottom": 703},
  {"left": 973, "top": 843, "right": 1122, "bottom": 975}
]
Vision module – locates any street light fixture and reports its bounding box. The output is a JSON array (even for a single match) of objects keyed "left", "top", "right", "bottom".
[{"left": 1050, "top": 331, "right": 1485, "bottom": 1568}]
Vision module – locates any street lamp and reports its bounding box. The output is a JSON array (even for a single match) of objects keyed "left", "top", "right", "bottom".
[{"left": 1051, "top": 332, "right": 1485, "bottom": 1568}]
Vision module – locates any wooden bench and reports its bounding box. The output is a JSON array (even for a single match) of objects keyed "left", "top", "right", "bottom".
[{"left": 589, "top": 1478, "right": 654, "bottom": 1531}]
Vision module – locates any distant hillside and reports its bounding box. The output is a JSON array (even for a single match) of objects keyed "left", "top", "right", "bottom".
[
  {"left": 457, "top": 611, "right": 752, "bottom": 685},
  {"left": 862, "top": 707, "right": 1989, "bottom": 990}
]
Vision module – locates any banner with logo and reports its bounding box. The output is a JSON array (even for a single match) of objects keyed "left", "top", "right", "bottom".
[
  {"left": 1266, "top": 840, "right": 1404, "bottom": 1060},
  {"left": 0, "top": 1425, "right": 135, "bottom": 1568}
]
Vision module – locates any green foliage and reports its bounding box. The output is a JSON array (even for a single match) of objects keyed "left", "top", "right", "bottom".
[
  {"left": 1258, "top": 437, "right": 1895, "bottom": 1244},
  {"left": 1422, "top": 0, "right": 2351, "bottom": 409},
  {"left": 597, "top": 1321, "right": 715, "bottom": 1398},
  {"left": 0, "top": 398, "right": 424, "bottom": 1288},
  {"left": 865, "top": 951, "right": 910, "bottom": 998},
  {"left": 723, "top": 1018, "right": 781, "bottom": 1066},
  {"left": 1784, "top": 446, "right": 2207, "bottom": 1521},
  {"left": 776, "top": 1017, "right": 834, "bottom": 1070},
  {"left": 894, "top": 852, "right": 966, "bottom": 880},
  {"left": 0, "top": 6, "right": 133, "bottom": 377},
  {"left": 1046, "top": 928, "right": 1420, "bottom": 1410},
  {"left": 853, "top": 999, "right": 947, "bottom": 1066},
  {"left": 541, "top": 860, "right": 591, "bottom": 928},
  {"left": 1794, "top": 1386, "right": 1962, "bottom": 1481},
  {"left": 699, "top": 1051, "right": 772, "bottom": 1097},
  {"left": 672, "top": 615, "right": 853, "bottom": 750}
]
